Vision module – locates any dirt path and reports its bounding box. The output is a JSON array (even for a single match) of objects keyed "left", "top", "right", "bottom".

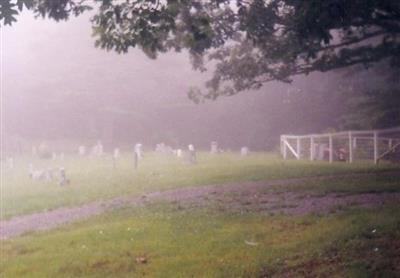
[{"left": 1, "top": 173, "right": 400, "bottom": 240}]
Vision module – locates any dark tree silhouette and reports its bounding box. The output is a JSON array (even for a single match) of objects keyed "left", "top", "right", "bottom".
[{"left": 2, "top": 0, "right": 399, "bottom": 100}]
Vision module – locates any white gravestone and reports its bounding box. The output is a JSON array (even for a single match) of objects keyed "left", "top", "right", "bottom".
[
  {"left": 135, "top": 143, "right": 143, "bottom": 159},
  {"left": 29, "top": 164, "right": 44, "bottom": 180},
  {"left": 7, "top": 157, "right": 14, "bottom": 169},
  {"left": 44, "top": 168, "right": 54, "bottom": 182},
  {"left": 78, "top": 145, "right": 86, "bottom": 156},
  {"left": 112, "top": 149, "right": 120, "bottom": 169},
  {"left": 155, "top": 143, "right": 165, "bottom": 153},
  {"left": 241, "top": 147, "right": 249, "bottom": 156},
  {"left": 96, "top": 141, "right": 104, "bottom": 156},
  {"left": 188, "top": 144, "right": 197, "bottom": 164},
  {"left": 113, "top": 148, "right": 120, "bottom": 159},
  {"left": 91, "top": 141, "right": 103, "bottom": 156},
  {"left": 211, "top": 141, "right": 218, "bottom": 154}
]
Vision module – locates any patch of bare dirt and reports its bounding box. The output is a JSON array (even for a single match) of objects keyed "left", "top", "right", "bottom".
[
  {"left": 138, "top": 180, "right": 400, "bottom": 215},
  {"left": 1, "top": 173, "right": 400, "bottom": 240}
]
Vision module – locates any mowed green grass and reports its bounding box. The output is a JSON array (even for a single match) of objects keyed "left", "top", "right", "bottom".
[
  {"left": 1, "top": 203, "right": 399, "bottom": 277},
  {"left": 268, "top": 174, "right": 400, "bottom": 195},
  {"left": 1, "top": 152, "right": 399, "bottom": 219},
  {"left": 0, "top": 161, "right": 400, "bottom": 277}
]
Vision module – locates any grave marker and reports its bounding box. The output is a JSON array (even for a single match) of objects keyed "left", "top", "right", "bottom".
[
  {"left": 188, "top": 144, "right": 197, "bottom": 164},
  {"left": 211, "top": 141, "right": 218, "bottom": 154},
  {"left": 241, "top": 146, "right": 249, "bottom": 156},
  {"left": 59, "top": 167, "right": 70, "bottom": 186},
  {"left": 135, "top": 143, "right": 143, "bottom": 159},
  {"left": 78, "top": 146, "right": 86, "bottom": 156},
  {"left": 7, "top": 157, "right": 14, "bottom": 170}
]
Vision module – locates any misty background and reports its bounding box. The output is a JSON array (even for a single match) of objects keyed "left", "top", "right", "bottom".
[{"left": 1, "top": 11, "right": 389, "bottom": 153}]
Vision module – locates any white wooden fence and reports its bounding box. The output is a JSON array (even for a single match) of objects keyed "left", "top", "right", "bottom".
[{"left": 280, "top": 126, "right": 400, "bottom": 164}]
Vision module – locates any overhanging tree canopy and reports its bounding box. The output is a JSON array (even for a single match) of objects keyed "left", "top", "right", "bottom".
[{"left": 2, "top": 0, "right": 400, "bottom": 101}]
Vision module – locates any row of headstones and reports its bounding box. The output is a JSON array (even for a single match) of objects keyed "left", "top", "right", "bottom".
[
  {"left": 5, "top": 143, "right": 248, "bottom": 187},
  {"left": 3, "top": 154, "right": 68, "bottom": 186},
  {"left": 77, "top": 142, "right": 143, "bottom": 159},
  {"left": 211, "top": 141, "right": 250, "bottom": 156},
  {"left": 28, "top": 164, "right": 69, "bottom": 186},
  {"left": 24, "top": 142, "right": 193, "bottom": 186},
  {"left": 31, "top": 144, "right": 65, "bottom": 160},
  {"left": 29, "top": 142, "right": 247, "bottom": 159},
  {"left": 155, "top": 143, "right": 192, "bottom": 158},
  {"left": 155, "top": 142, "right": 249, "bottom": 157},
  {"left": 152, "top": 143, "right": 197, "bottom": 164},
  {"left": 5, "top": 142, "right": 248, "bottom": 171},
  {"left": 78, "top": 141, "right": 104, "bottom": 157}
]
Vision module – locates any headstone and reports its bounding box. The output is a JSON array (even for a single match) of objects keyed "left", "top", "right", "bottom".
[
  {"left": 135, "top": 143, "right": 143, "bottom": 159},
  {"left": 78, "top": 145, "right": 86, "bottom": 156},
  {"left": 113, "top": 148, "right": 120, "bottom": 159},
  {"left": 240, "top": 146, "right": 249, "bottom": 156},
  {"left": 59, "top": 167, "right": 69, "bottom": 186},
  {"left": 188, "top": 144, "right": 197, "bottom": 164},
  {"left": 211, "top": 141, "right": 218, "bottom": 154},
  {"left": 28, "top": 164, "right": 44, "bottom": 180},
  {"left": 155, "top": 142, "right": 174, "bottom": 155},
  {"left": 7, "top": 157, "right": 14, "bottom": 169},
  {"left": 44, "top": 168, "right": 53, "bottom": 182},
  {"left": 91, "top": 141, "right": 103, "bottom": 156},
  {"left": 97, "top": 141, "right": 104, "bottom": 156},
  {"left": 113, "top": 148, "right": 120, "bottom": 169},
  {"left": 133, "top": 151, "right": 138, "bottom": 170},
  {"left": 156, "top": 143, "right": 164, "bottom": 152},
  {"left": 176, "top": 149, "right": 182, "bottom": 157}
]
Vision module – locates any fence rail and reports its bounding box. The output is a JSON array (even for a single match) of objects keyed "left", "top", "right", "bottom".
[{"left": 280, "top": 127, "right": 400, "bottom": 164}]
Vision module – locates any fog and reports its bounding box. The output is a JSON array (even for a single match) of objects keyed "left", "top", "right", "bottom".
[{"left": 2, "top": 11, "right": 353, "bottom": 153}]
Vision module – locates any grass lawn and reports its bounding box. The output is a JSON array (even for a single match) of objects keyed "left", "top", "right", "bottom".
[
  {"left": 1, "top": 153, "right": 400, "bottom": 277},
  {"left": 1, "top": 202, "right": 399, "bottom": 277},
  {"left": 2, "top": 152, "right": 399, "bottom": 219},
  {"left": 0, "top": 170, "right": 400, "bottom": 277},
  {"left": 268, "top": 174, "right": 400, "bottom": 195}
]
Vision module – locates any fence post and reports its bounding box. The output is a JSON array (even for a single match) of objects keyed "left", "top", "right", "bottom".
[
  {"left": 374, "top": 131, "right": 378, "bottom": 164},
  {"left": 282, "top": 136, "right": 287, "bottom": 160},
  {"left": 296, "top": 138, "right": 301, "bottom": 160},
  {"left": 348, "top": 131, "right": 353, "bottom": 163},
  {"left": 310, "top": 136, "right": 314, "bottom": 161},
  {"left": 329, "top": 134, "right": 333, "bottom": 163}
]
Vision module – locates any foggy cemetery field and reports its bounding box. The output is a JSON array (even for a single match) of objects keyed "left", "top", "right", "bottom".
[
  {"left": 2, "top": 151, "right": 399, "bottom": 219},
  {"left": 1, "top": 151, "right": 400, "bottom": 277},
  {"left": 2, "top": 0, "right": 400, "bottom": 276}
]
